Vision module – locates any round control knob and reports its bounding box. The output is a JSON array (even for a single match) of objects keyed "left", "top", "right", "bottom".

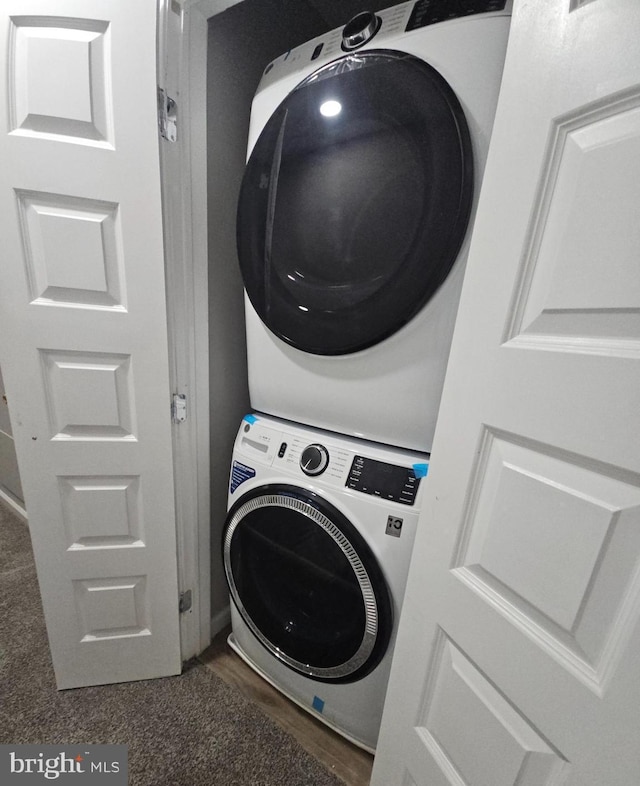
[
  {"left": 341, "top": 11, "right": 381, "bottom": 51},
  {"left": 300, "top": 443, "right": 330, "bottom": 476}
]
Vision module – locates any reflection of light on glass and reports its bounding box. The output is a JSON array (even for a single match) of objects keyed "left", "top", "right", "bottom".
[
  {"left": 298, "top": 305, "right": 309, "bottom": 312},
  {"left": 320, "top": 100, "right": 341, "bottom": 117}
]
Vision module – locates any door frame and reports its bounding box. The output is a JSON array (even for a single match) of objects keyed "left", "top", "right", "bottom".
[{"left": 158, "top": 0, "right": 245, "bottom": 658}]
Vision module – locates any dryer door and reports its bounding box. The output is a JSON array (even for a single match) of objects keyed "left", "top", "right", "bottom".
[
  {"left": 237, "top": 50, "right": 473, "bottom": 355},
  {"left": 223, "top": 484, "right": 393, "bottom": 683}
]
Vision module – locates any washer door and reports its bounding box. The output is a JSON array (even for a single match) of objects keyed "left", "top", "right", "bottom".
[
  {"left": 237, "top": 49, "right": 473, "bottom": 355},
  {"left": 223, "top": 484, "right": 393, "bottom": 683}
]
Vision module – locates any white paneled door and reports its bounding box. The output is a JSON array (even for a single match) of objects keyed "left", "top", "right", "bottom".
[
  {"left": 0, "top": 0, "right": 181, "bottom": 688},
  {"left": 373, "top": 1, "right": 640, "bottom": 784}
]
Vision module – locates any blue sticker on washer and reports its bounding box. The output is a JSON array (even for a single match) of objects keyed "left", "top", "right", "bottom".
[
  {"left": 413, "top": 463, "right": 429, "bottom": 478},
  {"left": 312, "top": 696, "right": 325, "bottom": 714},
  {"left": 243, "top": 413, "right": 258, "bottom": 424},
  {"left": 230, "top": 460, "right": 256, "bottom": 493}
]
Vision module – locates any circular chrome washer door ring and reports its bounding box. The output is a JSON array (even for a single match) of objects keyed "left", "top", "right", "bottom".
[{"left": 223, "top": 491, "right": 381, "bottom": 680}]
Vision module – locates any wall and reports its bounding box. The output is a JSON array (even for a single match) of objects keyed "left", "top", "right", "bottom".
[{"left": 0, "top": 363, "right": 24, "bottom": 509}]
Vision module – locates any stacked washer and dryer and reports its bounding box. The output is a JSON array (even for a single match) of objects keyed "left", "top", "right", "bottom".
[{"left": 223, "top": 0, "right": 511, "bottom": 752}]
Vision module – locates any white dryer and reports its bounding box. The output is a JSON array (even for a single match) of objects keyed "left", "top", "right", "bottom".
[
  {"left": 236, "top": 0, "right": 511, "bottom": 452},
  {"left": 222, "top": 413, "right": 428, "bottom": 751}
]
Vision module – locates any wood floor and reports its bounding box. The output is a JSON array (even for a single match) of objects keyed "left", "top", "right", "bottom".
[{"left": 199, "top": 629, "right": 374, "bottom": 786}]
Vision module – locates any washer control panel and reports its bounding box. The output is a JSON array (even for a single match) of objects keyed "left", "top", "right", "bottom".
[
  {"left": 347, "top": 455, "right": 421, "bottom": 506},
  {"left": 235, "top": 415, "right": 428, "bottom": 508}
]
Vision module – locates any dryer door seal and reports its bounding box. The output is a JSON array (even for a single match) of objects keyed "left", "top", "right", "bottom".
[
  {"left": 223, "top": 484, "right": 393, "bottom": 683},
  {"left": 237, "top": 50, "right": 473, "bottom": 355}
]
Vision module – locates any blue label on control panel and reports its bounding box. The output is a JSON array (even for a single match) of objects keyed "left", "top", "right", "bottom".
[
  {"left": 312, "top": 695, "right": 325, "bottom": 714},
  {"left": 230, "top": 460, "right": 256, "bottom": 493},
  {"left": 413, "top": 463, "right": 429, "bottom": 478}
]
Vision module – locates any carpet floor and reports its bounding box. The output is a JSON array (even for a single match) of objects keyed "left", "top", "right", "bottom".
[{"left": 0, "top": 501, "right": 343, "bottom": 786}]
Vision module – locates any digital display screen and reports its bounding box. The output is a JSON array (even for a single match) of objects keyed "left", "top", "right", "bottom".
[
  {"left": 407, "top": 0, "right": 507, "bottom": 32},
  {"left": 347, "top": 456, "right": 419, "bottom": 504}
]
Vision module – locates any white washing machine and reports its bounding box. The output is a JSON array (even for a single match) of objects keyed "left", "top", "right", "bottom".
[
  {"left": 236, "top": 0, "right": 512, "bottom": 453},
  {"left": 222, "top": 413, "right": 428, "bottom": 751}
]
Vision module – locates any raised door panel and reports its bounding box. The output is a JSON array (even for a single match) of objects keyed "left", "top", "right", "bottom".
[
  {"left": 17, "top": 191, "right": 125, "bottom": 309},
  {"left": 454, "top": 431, "right": 640, "bottom": 696},
  {"left": 10, "top": 16, "right": 113, "bottom": 145},
  {"left": 411, "top": 633, "right": 566, "bottom": 786},
  {"left": 508, "top": 96, "right": 640, "bottom": 349}
]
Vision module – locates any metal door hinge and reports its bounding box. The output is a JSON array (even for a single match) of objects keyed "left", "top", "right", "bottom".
[
  {"left": 172, "top": 393, "right": 187, "bottom": 423},
  {"left": 179, "top": 590, "right": 192, "bottom": 614},
  {"left": 158, "top": 87, "right": 177, "bottom": 142}
]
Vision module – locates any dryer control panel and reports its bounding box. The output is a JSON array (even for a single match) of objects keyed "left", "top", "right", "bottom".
[
  {"left": 406, "top": 0, "right": 507, "bottom": 31},
  {"left": 255, "top": 0, "right": 510, "bottom": 95}
]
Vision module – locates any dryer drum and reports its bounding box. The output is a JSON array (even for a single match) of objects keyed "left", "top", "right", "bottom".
[
  {"left": 223, "top": 484, "right": 393, "bottom": 682},
  {"left": 237, "top": 49, "right": 474, "bottom": 355}
]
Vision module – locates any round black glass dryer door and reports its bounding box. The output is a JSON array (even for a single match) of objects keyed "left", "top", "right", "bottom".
[
  {"left": 237, "top": 50, "right": 474, "bottom": 355},
  {"left": 223, "top": 484, "right": 393, "bottom": 682}
]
